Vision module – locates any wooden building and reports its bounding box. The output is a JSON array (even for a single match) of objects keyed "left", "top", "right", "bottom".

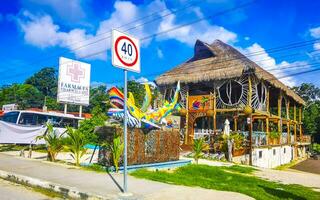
[{"left": 156, "top": 39, "right": 311, "bottom": 168}]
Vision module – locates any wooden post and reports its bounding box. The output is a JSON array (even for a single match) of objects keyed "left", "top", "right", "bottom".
[
  {"left": 266, "top": 117, "right": 269, "bottom": 145},
  {"left": 213, "top": 89, "right": 217, "bottom": 132},
  {"left": 287, "top": 101, "right": 290, "bottom": 144},
  {"left": 266, "top": 86, "right": 270, "bottom": 113},
  {"left": 278, "top": 91, "right": 282, "bottom": 144},
  {"left": 234, "top": 117, "right": 238, "bottom": 131},
  {"left": 299, "top": 106, "right": 302, "bottom": 138},
  {"left": 185, "top": 91, "right": 189, "bottom": 145},
  {"left": 248, "top": 75, "right": 253, "bottom": 166},
  {"left": 293, "top": 104, "right": 297, "bottom": 158}
]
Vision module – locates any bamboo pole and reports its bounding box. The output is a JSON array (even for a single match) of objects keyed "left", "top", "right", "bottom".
[
  {"left": 278, "top": 91, "right": 282, "bottom": 144},
  {"left": 287, "top": 101, "right": 290, "bottom": 145},
  {"left": 185, "top": 91, "right": 189, "bottom": 145},
  {"left": 266, "top": 86, "right": 270, "bottom": 114},
  {"left": 299, "top": 106, "right": 302, "bottom": 138},
  {"left": 213, "top": 89, "right": 217, "bottom": 132},
  {"left": 248, "top": 75, "right": 253, "bottom": 166}
]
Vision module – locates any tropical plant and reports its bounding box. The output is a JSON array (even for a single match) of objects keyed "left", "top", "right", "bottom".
[
  {"left": 230, "top": 132, "right": 245, "bottom": 150},
  {"left": 108, "top": 134, "right": 124, "bottom": 172},
  {"left": 77, "top": 107, "right": 107, "bottom": 144},
  {"left": 269, "top": 131, "right": 281, "bottom": 139},
  {"left": 193, "top": 138, "right": 210, "bottom": 164},
  {"left": 312, "top": 143, "right": 320, "bottom": 154},
  {"left": 36, "top": 123, "right": 65, "bottom": 162},
  {"left": 64, "top": 127, "right": 88, "bottom": 166}
]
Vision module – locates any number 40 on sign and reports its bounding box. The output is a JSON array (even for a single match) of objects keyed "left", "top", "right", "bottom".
[{"left": 112, "top": 29, "right": 140, "bottom": 73}]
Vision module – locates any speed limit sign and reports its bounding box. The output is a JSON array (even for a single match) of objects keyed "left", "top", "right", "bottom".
[{"left": 112, "top": 29, "right": 140, "bottom": 73}]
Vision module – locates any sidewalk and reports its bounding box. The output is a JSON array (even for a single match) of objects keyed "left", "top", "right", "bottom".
[{"left": 0, "top": 153, "right": 252, "bottom": 200}]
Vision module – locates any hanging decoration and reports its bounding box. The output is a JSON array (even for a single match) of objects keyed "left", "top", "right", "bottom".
[
  {"left": 217, "top": 75, "right": 248, "bottom": 108},
  {"left": 108, "top": 82, "right": 181, "bottom": 129},
  {"left": 252, "top": 79, "right": 268, "bottom": 110}
]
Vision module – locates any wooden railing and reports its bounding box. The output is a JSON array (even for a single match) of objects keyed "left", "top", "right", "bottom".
[{"left": 297, "top": 135, "right": 311, "bottom": 144}]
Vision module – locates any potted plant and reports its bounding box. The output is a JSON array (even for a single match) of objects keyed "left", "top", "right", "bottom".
[{"left": 269, "top": 131, "right": 280, "bottom": 145}]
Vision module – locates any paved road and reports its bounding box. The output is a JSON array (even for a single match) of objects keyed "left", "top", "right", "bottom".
[
  {"left": 291, "top": 158, "right": 320, "bottom": 174},
  {"left": 0, "top": 178, "right": 55, "bottom": 200},
  {"left": 0, "top": 153, "right": 252, "bottom": 200}
]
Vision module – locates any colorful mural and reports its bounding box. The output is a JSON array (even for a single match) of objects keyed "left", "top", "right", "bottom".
[
  {"left": 188, "top": 95, "right": 211, "bottom": 111},
  {"left": 107, "top": 82, "right": 181, "bottom": 128}
]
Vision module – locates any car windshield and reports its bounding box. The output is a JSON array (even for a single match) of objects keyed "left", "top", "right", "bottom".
[{"left": 1, "top": 111, "right": 20, "bottom": 124}]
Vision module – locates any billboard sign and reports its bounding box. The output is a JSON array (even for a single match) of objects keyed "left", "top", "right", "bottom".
[{"left": 57, "top": 57, "right": 91, "bottom": 106}]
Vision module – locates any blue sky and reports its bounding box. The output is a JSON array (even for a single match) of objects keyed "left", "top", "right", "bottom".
[{"left": 1, "top": 0, "right": 320, "bottom": 87}]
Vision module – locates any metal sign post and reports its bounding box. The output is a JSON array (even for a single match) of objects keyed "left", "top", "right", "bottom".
[
  {"left": 111, "top": 29, "right": 140, "bottom": 194},
  {"left": 123, "top": 69, "right": 128, "bottom": 193}
]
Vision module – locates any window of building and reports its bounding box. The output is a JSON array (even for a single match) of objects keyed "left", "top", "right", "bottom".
[
  {"left": 273, "top": 149, "right": 276, "bottom": 155},
  {"left": 284, "top": 148, "right": 286, "bottom": 154},
  {"left": 259, "top": 151, "right": 263, "bottom": 158}
]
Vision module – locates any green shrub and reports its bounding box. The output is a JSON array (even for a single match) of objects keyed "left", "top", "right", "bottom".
[
  {"left": 36, "top": 123, "right": 65, "bottom": 162},
  {"left": 269, "top": 131, "right": 281, "bottom": 139},
  {"left": 64, "top": 127, "right": 88, "bottom": 166},
  {"left": 193, "top": 138, "right": 209, "bottom": 164},
  {"left": 78, "top": 110, "right": 107, "bottom": 144},
  {"left": 312, "top": 143, "right": 320, "bottom": 153},
  {"left": 108, "top": 135, "right": 124, "bottom": 172}
]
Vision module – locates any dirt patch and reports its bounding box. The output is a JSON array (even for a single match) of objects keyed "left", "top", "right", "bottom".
[{"left": 291, "top": 159, "right": 320, "bottom": 174}]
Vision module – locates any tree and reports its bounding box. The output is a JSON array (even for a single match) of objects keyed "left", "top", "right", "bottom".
[
  {"left": 293, "top": 83, "right": 320, "bottom": 143},
  {"left": 25, "top": 67, "right": 58, "bottom": 98},
  {"left": 36, "top": 123, "right": 65, "bottom": 162},
  {"left": 127, "top": 81, "right": 145, "bottom": 107},
  {"left": 64, "top": 127, "right": 88, "bottom": 166},
  {"left": 292, "top": 83, "right": 320, "bottom": 102},
  {"left": 0, "top": 84, "right": 44, "bottom": 109},
  {"left": 78, "top": 106, "right": 108, "bottom": 144},
  {"left": 84, "top": 85, "right": 110, "bottom": 113}
]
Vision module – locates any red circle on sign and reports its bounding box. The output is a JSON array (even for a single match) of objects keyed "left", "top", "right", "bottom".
[{"left": 115, "top": 36, "right": 138, "bottom": 67}]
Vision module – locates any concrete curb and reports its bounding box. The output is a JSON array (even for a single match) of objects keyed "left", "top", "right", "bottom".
[{"left": 0, "top": 169, "right": 115, "bottom": 200}]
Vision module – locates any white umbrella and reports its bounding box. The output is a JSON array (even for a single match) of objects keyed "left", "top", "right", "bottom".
[{"left": 223, "top": 119, "right": 230, "bottom": 136}]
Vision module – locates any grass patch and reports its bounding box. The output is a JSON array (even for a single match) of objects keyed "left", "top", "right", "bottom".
[
  {"left": 131, "top": 164, "right": 320, "bottom": 200},
  {"left": 274, "top": 159, "right": 300, "bottom": 170},
  {"left": 81, "top": 164, "right": 108, "bottom": 173},
  {"left": 0, "top": 144, "right": 47, "bottom": 153}
]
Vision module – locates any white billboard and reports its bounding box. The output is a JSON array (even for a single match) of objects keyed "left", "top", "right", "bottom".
[{"left": 57, "top": 57, "right": 91, "bottom": 106}]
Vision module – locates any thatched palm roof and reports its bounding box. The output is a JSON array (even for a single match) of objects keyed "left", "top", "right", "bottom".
[{"left": 156, "top": 39, "right": 305, "bottom": 105}]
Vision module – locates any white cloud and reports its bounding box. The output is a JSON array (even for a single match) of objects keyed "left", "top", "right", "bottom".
[
  {"left": 134, "top": 77, "right": 157, "bottom": 88},
  {"left": 17, "top": 11, "right": 106, "bottom": 59},
  {"left": 22, "top": 0, "right": 86, "bottom": 23},
  {"left": 157, "top": 48, "right": 163, "bottom": 58},
  {"left": 310, "top": 27, "right": 320, "bottom": 38},
  {"left": 17, "top": 0, "right": 238, "bottom": 60},
  {"left": 310, "top": 26, "right": 320, "bottom": 51},
  {"left": 156, "top": 7, "right": 237, "bottom": 45},
  {"left": 239, "top": 43, "right": 309, "bottom": 87},
  {"left": 91, "top": 81, "right": 106, "bottom": 88},
  {"left": 244, "top": 36, "right": 250, "bottom": 41}
]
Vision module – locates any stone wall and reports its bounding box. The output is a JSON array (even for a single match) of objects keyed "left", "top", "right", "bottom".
[{"left": 96, "top": 126, "right": 180, "bottom": 166}]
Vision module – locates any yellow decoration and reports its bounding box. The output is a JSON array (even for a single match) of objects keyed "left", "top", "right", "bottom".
[{"left": 243, "top": 105, "right": 253, "bottom": 115}]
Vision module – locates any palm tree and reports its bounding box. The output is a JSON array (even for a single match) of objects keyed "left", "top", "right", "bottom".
[
  {"left": 108, "top": 135, "right": 124, "bottom": 172},
  {"left": 64, "top": 127, "right": 87, "bottom": 166},
  {"left": 193, "top": 138, "right": 209, "bottom": 164},
  {"left": 36, "top": 123, "right": 65, "bottom": 162}
]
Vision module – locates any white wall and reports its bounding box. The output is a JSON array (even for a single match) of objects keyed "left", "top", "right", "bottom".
[{"left": 252, "top": 145, "right": 293, "bottom": 168}]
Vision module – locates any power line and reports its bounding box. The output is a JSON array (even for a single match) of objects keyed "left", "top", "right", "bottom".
[{"left": 3, "top": 0, "right": 205, "bottom": 71}]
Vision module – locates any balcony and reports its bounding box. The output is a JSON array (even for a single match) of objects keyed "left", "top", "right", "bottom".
[{"left": 297, "top": 135, "right": 311, "bottom": 144}]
